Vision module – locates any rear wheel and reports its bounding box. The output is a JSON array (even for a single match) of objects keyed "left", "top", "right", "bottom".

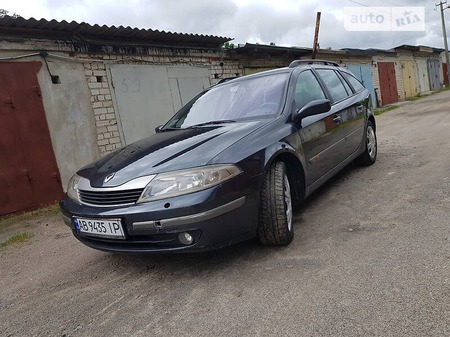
[
  {"left": 258, "top": 161, "right": 294, "bottom": 246},
  {"left": 356, "top": 120, "right": 377, "bottom": 166}
]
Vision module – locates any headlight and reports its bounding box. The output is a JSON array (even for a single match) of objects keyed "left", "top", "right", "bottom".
[
  {"left": 137, "top": 165, "right": 242, "bottom": 203},
  {"left": 67, "top": 174, "right": 81, "bottom": 202}
]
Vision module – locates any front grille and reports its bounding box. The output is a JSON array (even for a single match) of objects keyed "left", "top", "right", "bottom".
[{"left": 79, "top": 188, "right": 144, "bottom": 206}]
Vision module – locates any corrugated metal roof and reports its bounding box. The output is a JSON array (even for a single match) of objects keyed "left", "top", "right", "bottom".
[
  {"left": 0, "top": 16, "right": 231, "bottom": 49},
  {"left": 341, "top": 48, "right": 396, "bottom": 56},
  {"left": 343, "top": 45, "right": 444, "bottom": 56},
  {"left": 234, "top": 43, "right": 313, "bottom": 57},
  {"left": 393, "top": 44, "right": 444, "bottom": 53}
]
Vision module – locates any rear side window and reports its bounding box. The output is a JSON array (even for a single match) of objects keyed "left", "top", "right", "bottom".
[
  {"left": 337, "top": 71, "right": 354, "bottom": 94},
  {"left": 316, "top": 69, "right": 350, "bottom": 102},
  {"left": 342, "top": 72, "right": 365, "bottom": 92}
]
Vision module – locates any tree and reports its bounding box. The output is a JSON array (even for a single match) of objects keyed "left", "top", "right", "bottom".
[
  {"left": 0, "top": 9, "right": 21, "bottom": 18},
  {"left": 223, "top": 42, "right": 235, "bottom": 49}
]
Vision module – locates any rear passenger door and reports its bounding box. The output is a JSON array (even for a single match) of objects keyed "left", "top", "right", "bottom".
[
  {"left": 314, "top": 68, "right": 366, "bottom": 162},
  {"left": 339, "top": 70, "right": 369, "bottom": 155}
]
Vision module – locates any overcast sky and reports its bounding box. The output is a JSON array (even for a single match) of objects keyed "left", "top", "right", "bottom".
[{"left": 2, "top": 0, "right": 448, "bottom": 50}]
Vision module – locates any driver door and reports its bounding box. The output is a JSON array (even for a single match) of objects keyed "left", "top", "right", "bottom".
[{"left": 294, "top": 70, "right": 342, "bottom": 186}]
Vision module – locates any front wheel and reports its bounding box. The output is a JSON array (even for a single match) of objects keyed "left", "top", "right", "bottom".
[
  {"left": 356, "top": 120, "right": 377, "bottom": 166},
  {"left": 258, "top": 161, "right": 294, "bottom": 246}
]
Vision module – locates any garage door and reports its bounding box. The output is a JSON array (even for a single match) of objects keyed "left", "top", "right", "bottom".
[
  {"left": 378, "top": 62, "right": 399, "bottom": 106},
  {"left": 442, "top": 63, "right": 449, "bottom": 86},
  {"left": 0, "top": 62, "right": 63, "bottom": 215},
  {"left": 427, "top": 59, "right": 441, "bottom": 91},
  {"left": 400, "top": 61, "right": 417, "bottom": 99},
  {"left": 347, "top": 64, "right": 377, "bottom": 108},
  {"left": 109, "top": 65, "right": 211, "bottom": 145},
  {"left": 416, "top": 59, "right": 430, "bottom": 93}
]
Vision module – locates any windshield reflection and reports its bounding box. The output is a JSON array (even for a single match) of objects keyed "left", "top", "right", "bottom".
[{"left": 164, "top": 72, "right": 289, "bottom": 129}]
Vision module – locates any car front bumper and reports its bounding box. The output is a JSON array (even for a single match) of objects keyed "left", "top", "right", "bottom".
[{"left": 59, "top": 176, "right": 260, "bottom": 253}]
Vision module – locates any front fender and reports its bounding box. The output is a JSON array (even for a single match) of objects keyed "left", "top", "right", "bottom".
[{"left": 263, "top": 141, "right": 302, "bottom": 169}]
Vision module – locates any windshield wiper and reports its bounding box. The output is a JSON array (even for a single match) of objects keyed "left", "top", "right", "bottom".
[{"left": 186, "top": 120, "right": 236, "bottom": 128}]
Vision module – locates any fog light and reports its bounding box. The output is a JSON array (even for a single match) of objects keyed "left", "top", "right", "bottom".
[{"left": 178, "top": 232, "right": 194, "bottom": 245}]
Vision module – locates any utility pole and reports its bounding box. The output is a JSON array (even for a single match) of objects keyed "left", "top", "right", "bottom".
[
  {"left": 436, "top": 1, "right": 450, "bottom": 85},
  {"left": 312, "top": 12, "right": 321, "bottom": 59}
]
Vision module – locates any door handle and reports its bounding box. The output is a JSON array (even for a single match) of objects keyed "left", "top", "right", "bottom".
[{"left": 332, "top": 115, "right": 341, "bottom": 124}]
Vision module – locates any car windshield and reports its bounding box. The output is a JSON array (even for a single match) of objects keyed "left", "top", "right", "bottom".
[{"left": 163, "top": 72, "right": 289, "bottom": 129}]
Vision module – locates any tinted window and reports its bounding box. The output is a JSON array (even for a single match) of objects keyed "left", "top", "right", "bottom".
[
  {"left": 294, "top": 70, "right": 326, "bottom": 110},
  {"left": 337, "top": 71, "right": 354, "bottom": 94},
  {"left": 316, "top": 69, "right": 350, "bottom": 102},
  {"left": 342, "top": 72, "right": 365, "bottom": 92}
]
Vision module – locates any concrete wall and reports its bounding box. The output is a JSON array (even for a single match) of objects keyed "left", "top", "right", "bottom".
[{"left": 38, "top": 56, "right": 100, "bottom": 190}]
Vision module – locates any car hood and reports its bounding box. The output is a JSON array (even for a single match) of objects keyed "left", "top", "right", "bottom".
[{"left": 78, "top": 121, "right": 267, "bottom": 187}]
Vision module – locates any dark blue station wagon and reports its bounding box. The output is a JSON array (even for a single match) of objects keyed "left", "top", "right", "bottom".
[{"left": 60, "top": 60, "right": 377, "bottom": 253}]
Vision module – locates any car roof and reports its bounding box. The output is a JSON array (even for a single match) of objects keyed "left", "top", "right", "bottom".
[
  {"left": 288, "top": 59, "right": 340, "bottom": 68},
  {"left": 214, "top": 59, "right": 347, "bottom": 87}
]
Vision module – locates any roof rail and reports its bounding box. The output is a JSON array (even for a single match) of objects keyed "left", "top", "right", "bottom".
[{"left": 288, "top": 59, "right": 340, "bottom": 68}]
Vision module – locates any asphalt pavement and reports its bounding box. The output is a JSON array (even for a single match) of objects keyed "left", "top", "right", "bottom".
[{"left": 1, "top": 89, "right": 450, "bottom": 337}]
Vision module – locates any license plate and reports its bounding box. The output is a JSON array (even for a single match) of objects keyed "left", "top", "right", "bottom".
[{"left": 74, "top": 217, "right": 125, "bottom": 239}]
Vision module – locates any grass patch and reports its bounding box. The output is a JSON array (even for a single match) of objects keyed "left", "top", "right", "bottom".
[
  {"left": 404, "top": 86, "right": 449, "bottom": 102},
  {"left": 411, "top": 85, "right": 450, "bottom": 99},
  {"left": 0, "top": 232, "right": 33, "bottom": 248},
  {"left": 0, "top": 202, "right": 60, "bottom": 228},
  {"left": 406, "top": 93, "right": 430, "bottom": 101},
  {"left": 374, "top": 105, "right": 399, "bottom": 116},
  {"left": 436, "top": 85, "right": 450, "bottom": 92}
]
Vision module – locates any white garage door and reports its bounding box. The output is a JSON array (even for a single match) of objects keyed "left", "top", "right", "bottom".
[{"left": 109, "top": 65, "right": 211, "bottom": 145}]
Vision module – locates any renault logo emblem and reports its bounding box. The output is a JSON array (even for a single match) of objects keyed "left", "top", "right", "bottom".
[{"left": 104, "top": 173, "right": 115, "bottom": 184}]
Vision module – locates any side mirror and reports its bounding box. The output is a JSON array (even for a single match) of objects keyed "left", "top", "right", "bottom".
[
  {"left": 155, "top": 125, "right": 163, "bottom": 133},
  {"left": 293, "top": 99, "right": 331, "bottom": 122}
]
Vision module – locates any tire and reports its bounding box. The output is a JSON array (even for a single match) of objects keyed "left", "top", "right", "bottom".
[
  {"left": 356, "top": 120, "right": 377, "bottom": 166},
  {"left": 258, "top": 161, "right": 294, "bottom": 246}
]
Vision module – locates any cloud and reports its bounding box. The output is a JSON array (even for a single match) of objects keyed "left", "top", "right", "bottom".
[
  {"left": 1, "top": 0, "right": 447, "bottom": 49},
  {"left": 220, "top": 3, "right": 317, "bottom": 45}
]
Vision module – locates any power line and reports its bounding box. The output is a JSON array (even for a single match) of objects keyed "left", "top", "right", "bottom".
[
  {"left": 347, "top": 0, "right": 402, "bottom": 7},
  {"left": 346, "top": 0, "right": 392, "bottom": 16},
  {"left": 377, "top": 0, "right": 401, "bottom": 6},
  {"left": 347, "top": 0, "right": 371, "bottom": 7}
]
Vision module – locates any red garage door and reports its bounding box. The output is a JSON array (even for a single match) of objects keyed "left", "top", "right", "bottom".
[
  {"left": 378, "top": 62, "right": 399, "bottom": 106},
  {"left": 0, "top": 62, "right": 63, "bottom": 215},
  {"left": 443, "top": 63, "right": 449, "bottom": 86}
]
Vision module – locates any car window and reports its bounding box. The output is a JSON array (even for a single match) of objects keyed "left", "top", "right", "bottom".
[
  {"left": 294, "top": 70, "right": 326, "bottom": 110},
  {"left": 316, "top": 69, "right": 350, "bottom": 102},
  {"left": 342, "top": 72, "right": 365, "bottom": 92},
  {"left": 164, "top": 72, "right": 289, "bottom": 129},
  {"left": 337, "top": 71, "right": 354, "bottom": 94}
]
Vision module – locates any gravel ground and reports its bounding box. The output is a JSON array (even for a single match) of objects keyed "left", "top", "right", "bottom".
[{"left": 1, "top": 90, "right": 450, "bottom": 337}]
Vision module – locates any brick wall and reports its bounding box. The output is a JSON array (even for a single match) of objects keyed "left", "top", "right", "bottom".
[{"left": 83, "top": 61, "right": 121, "bottom": 155}]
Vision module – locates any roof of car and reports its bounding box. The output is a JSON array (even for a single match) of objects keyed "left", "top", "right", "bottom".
[
  {"left": 214, "top": 59, "right": 350, "bottom": 89},
  {"left": 288, "top": 59, "right": 340, "bottom": 68}
]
